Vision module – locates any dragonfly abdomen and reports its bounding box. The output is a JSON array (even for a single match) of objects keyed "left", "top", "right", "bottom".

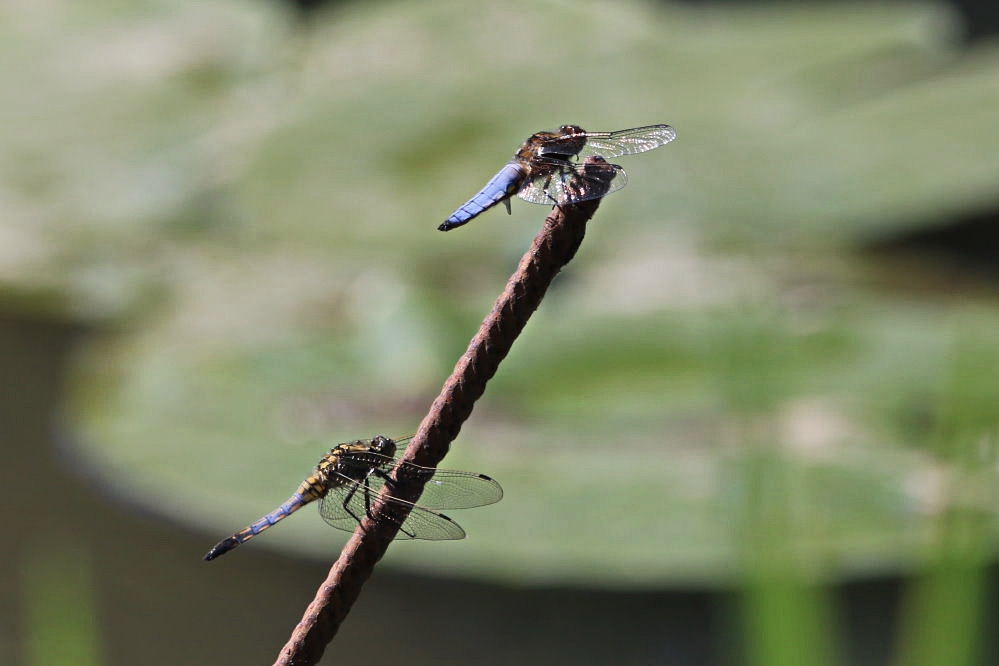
[
  {"left": 203, "top": 477, "right": 327, "bottom": 561},
  {"left": 439, "top": 162, "right": 526, "bottom": 231}
]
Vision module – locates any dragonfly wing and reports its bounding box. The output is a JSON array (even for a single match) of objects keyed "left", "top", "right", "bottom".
[
  {"left": 393, "top": 502, "right": 467, "bottom": 540},
  {"left": 319, "top": 476, "right": 467, "bottom": 540},
  {"left": 439, "top": 161, "right": 528, "bottom": 231},
  {"left": 392, "top": 463, "right": 504, "bottom": 509},
  {"left": 555, "top": 124, "right": 677, "bottom": 159},
  {"left": 318, "top": 474, "right": 386, "bottom": 531},
  {"left": 518, "top": 158, "right": 627, "bottom": 206}
]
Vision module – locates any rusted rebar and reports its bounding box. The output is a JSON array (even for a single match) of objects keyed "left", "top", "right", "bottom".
[{"left": 274, "top": 198, "right": 603, "bottom": 665}]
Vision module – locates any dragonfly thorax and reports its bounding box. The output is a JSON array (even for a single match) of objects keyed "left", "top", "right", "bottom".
[{"left": 318, "top": 435, "right": 399, "bottom": 484}]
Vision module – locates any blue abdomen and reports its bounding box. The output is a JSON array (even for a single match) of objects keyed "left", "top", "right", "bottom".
[{"left": 439, "top": 162, "right": 526, "bottom": 231}]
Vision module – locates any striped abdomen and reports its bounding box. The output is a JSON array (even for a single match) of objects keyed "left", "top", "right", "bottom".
[{"left": 203, "top": 475, "right": 327, "bottom": 561}]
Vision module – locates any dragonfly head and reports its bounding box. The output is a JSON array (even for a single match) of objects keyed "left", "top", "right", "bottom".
[
  {"left": 530, "top": 124, "right": 587, "bottom": 161},
  {"left": 369, "top": 435, "right": 397, "bottom": 458},
  {"left": 558, "top": 124, "right": 585, "bottom": 135}
]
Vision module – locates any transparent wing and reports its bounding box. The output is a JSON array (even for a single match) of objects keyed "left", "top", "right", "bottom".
[
  {"left": 518, "top": 157, "right": 627, "bottom": 206},
  {"left": 540, "top": 124, "right": 676, "bottom": 159},
  {"left": 318, "top": 474, "right": 467, "bottom": 540},
  {"left": 334, "top": 443, "right": 502, "bottom": 509},
  {"left": 391, "top": 462, "right": 503, "bottom": 509}
]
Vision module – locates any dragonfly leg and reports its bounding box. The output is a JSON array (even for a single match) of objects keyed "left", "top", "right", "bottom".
[
  {"left": 340, "top": 470, "right": 385, "bottom": 525},
  {"left": 340, "top": 480, "right": 366, "bottom": 525},
  {"left": 361, "top": 476, "right": 376, "bottom": 518},
  {"left": 370, "top": 468, "right": 418, "bottom": 538}
]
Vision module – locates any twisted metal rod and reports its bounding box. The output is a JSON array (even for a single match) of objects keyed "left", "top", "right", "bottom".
[{"left": 274, "top": 198, "right": 604, "bottom": 665}]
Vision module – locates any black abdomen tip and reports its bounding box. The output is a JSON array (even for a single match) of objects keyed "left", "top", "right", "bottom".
[{"left": 203, "top": 537, "right": 240, "bottom": 561}]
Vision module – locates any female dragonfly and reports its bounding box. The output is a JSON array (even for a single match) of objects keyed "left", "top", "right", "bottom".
[
  {"left": 204, "top": 435, "right": 503, "bottom": 560},
  {"left": 439, "top": 123, "right": 676, "bottom": 231}
]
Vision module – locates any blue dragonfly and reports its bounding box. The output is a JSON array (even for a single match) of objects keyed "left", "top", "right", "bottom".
[
  {"left": 204, "top": 435, "right": 503, "bottom": 560},
  {"left": 439, "top": 123, "right": 676, "bottom": 231}
]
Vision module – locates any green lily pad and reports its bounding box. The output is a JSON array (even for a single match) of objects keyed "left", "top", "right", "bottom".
[{"left": 21, "top": 0, "right": 999, "bottom": 584}]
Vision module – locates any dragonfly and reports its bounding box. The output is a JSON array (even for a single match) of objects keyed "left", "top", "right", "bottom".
[
  {"left": 203, "top": 435, "right": 503, "bottom": 560},
  {"left": 439, "top": 123, "right": 676, "bottom": 231}
]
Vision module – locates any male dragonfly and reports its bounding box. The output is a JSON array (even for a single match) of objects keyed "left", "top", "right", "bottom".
[
  {"left": 204, "top": 435, "right": 503, "bottom": 560},
  {"left": 439, "top": 123, "right": 676, "bottom": 231}
]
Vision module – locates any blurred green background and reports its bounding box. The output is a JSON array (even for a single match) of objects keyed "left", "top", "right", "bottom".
[{"left": 3, "top": 0, "right": 999, "bottom": 664}]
